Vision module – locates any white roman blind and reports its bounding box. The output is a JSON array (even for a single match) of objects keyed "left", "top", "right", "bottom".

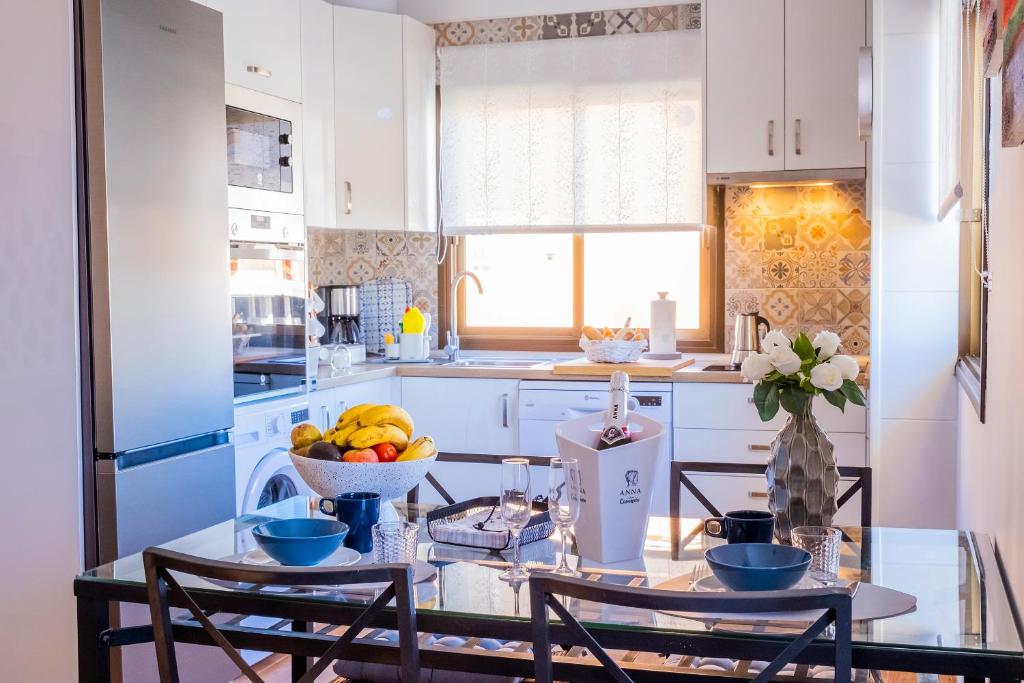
[{"left": 439, "top": 29, "right": 704, "bottom": 235}]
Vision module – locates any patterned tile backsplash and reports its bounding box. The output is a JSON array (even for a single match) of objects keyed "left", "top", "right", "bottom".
[
  {"left": 434, "top": 3, "right": 701, "bottom": 47},
  {"left": 308, "top": 229, "right": 440, "bottom": 346},
  {"left": 723, "top": 181, "right": 871, "bottom": 356}
]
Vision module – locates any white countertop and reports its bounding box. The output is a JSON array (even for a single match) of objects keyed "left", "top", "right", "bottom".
[{"left": 311, "top": 353, "right": 870, "bottom": 391}]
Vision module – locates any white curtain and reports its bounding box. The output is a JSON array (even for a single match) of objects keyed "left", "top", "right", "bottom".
[{"left": 439, "top": 30, "right": 704, "bottom": 235}]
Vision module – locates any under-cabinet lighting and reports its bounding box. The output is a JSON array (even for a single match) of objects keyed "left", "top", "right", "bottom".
[{"left": 747, "top": 180, "right": 836, "bottom": 189}]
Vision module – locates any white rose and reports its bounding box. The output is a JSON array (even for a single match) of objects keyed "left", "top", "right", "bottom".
[
  {"left": 813, "top": 330, "right": 841, "bottom": 360},
  {"left": 740, "top": 353, "right": 774, "bottom": 381},
  {"left": 768, "top": 345, "right": 802, "bottom": 375},
  {"left": 829, "top": 354, "right": 859, "bottom": 381},
  {"left": 761, "top": 329, "right": 791, "bottom": 352},
  {"left": 810, "top": 362, "right": 844, "bottom": 391}
]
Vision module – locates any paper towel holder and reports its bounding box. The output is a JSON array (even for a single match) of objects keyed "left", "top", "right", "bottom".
[{"left": 644, "top": 291, "right": 683, "bottom": 360}]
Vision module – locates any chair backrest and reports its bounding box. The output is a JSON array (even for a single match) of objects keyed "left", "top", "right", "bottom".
[
  {"left": 670, "top": 462, "right": 873, "bottom": 527},
  {"left": 142, "top": 547, "right": 419, "bottom": 683},
  {"left": 407, "top": 452, "right": 554, "bottom": 506},
  {"left": 529, "top": 572, "right": 852, "bottom": 683}
]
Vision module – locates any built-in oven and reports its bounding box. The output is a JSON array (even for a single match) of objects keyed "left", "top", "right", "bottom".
[
  {"left": 230, "top": 208, "right": 310, "bottom": 401},
  {"left": 225, "top": 84, "right": 303, "bottom": 216}
]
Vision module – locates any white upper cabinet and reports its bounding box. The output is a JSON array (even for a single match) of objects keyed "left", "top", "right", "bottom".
[
  {"left": 706, "top": 0, "right": 865, "bottom": 174},
  {"left": 301, "top": 0, "right": 337, "bottom": 227},
  {"left": 784, "top": 0, "right": 866, "bottom": 170},
  {"left": 402, "top": 16, "right": 438, "bottom": 233},
  {"left": 706, "top": 0, "right": 785, "bottom": 174},
  {"left": 334, "top": 7, "right": 406, "bottom": 230},
  {"left": 203, "top": 0, "right": 302, "bottom": 102},
  {"left": 331, "top": 7, "right": 436, "bottom": 231}
]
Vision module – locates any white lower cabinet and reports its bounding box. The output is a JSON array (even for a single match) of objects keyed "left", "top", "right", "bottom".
[
  {"left": 672, "top": 383, "right": 868, "bottom": 526},
  {"left": 307, "top": 377, "right": 400, "bottom": 433},
  {"left": 401, "top": 377, "right": 519, "bottom": 505}
]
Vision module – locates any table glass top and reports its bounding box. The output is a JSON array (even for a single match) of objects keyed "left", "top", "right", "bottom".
[{"left": 79, "top": 497, "right": 1022, "bottom": 657}]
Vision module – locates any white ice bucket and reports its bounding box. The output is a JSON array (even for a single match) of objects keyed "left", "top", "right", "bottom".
[{"left": 555, "top": 411, "right": 667, "bottom": 563}]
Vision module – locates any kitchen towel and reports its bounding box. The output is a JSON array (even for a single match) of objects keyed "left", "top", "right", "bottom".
[{"left": 359, "top": 278, "right": 413, "bottom": 354}]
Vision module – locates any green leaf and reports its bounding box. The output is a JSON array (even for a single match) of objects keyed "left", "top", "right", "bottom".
[
  {"left": 823, "top": 389, "right": 847, "bottom": 411},
  {"left": 840, "top": 379, "right": 866, "bottom": 406},
  {"left": 758, "top": 384, "right": 781, "bottom": 422},
  {"left": 793, "top": 332, "right": 816, "bottom": 361},
  {"left": 753, "top": 380, "right": 771, "bottom": 406},
  {"left": 779, "top": 386, "right": 811, "bottom": 415}
]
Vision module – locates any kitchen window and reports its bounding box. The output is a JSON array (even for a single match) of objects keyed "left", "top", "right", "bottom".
[
  {"left": 437, "top": 22, "right": 714, "bottom": 350},
  {"left": 449, "top": 228, "right": 721, "bottom": 352},
  {"left": 940, "top": 0, "right": 989, "bottom": 418}
]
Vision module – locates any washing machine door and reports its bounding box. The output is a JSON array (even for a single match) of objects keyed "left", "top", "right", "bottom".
[{"left": 242, "top": 447, "right": 314, "bottom": 514}]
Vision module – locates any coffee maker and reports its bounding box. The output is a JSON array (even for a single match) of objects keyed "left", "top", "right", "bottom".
[{"left": 317, "top": 284, "right": 367, "bottom": 364}]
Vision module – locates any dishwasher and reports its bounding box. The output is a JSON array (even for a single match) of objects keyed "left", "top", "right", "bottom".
[{"left": 518, "top": 380, "right": 673, "bottom": 516}]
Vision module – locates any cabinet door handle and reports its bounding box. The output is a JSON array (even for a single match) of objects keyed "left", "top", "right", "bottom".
[
  {"left": 344, "top": 181, "right": 353, "bottom": 215},
  {"left": 767, "top": 119, "right": 775, "bottom": 157},
  {"left": 246, "top": 64, "right": 272, "bottom": 78},
  {"left": 337, "top": 401, "right": 348, "bottom": 420},
  {"left": 747, "top": 444, "right": 771, "bottom": 452},
  {"left": 320, "top": 406, "right": 330, "bottom": 432},
  {"left": 500, "top": 394, "right": 510, "bottom": 429},
  {"left": 795, "top": 118, "right": 802, "bottom": 155},
  {"left": 748, "top": 491, "right": 769, "bottom": 499},
  {"left": 747, "top": 397, "right": 756, "bottom": 404}
]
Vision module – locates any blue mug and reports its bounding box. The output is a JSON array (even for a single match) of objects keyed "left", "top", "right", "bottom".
[{"left": 319, "top": 492, "right": 381, "bottom": 554}]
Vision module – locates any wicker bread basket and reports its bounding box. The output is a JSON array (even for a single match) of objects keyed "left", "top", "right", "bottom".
[{"left": 579, "top": 337, "right": 647, "bottom": 363}]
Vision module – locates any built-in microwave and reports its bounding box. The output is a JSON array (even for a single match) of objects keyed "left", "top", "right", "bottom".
[{"left": 225, "top": 84, "right": 303, "bottom": 216}]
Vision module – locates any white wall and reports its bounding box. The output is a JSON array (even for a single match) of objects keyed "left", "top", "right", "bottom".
[
  {"left": 0, "top": 0, "right": 82, "bottom": 680},
  {"left": 870, "top": 0, "right": 960, "bottom": 527},
  {"left": 957, "top": 74, "right": 1024, "bottom": 613},
  {"left": 328, "top": 0, "right": 399, "bottom": 13},
  {"left": 398, "top": 0, "right": 642, "bottom": 24}
]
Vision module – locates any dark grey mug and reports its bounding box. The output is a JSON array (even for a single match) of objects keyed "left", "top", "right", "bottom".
[{"left": 704, "top": 510, "right": 775, "bottom": 544}]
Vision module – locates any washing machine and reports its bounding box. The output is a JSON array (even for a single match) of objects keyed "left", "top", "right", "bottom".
[{"left": 233, "top": 395, "right": 316, "bottom": 515}]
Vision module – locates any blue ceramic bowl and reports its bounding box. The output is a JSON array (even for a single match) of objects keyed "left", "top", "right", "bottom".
[
  {"left": 705, "top": 543, "right": 811, "bottom": 591},
  {"left": 251, "top": 518, "right": 349, "bottom": 566}
]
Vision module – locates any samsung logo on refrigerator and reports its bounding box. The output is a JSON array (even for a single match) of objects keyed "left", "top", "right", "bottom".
[{"left": 159, "top": 24, "right": 178, "bottom": 35}]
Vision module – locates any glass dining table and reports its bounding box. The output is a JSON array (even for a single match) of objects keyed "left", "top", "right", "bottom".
[{"left": 75, "top": 496, "right": 1024, "bottom": 682}]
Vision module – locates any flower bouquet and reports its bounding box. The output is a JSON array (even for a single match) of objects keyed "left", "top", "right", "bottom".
[{"left": 740, "top": 330, "right": 866, "bottom": 541}]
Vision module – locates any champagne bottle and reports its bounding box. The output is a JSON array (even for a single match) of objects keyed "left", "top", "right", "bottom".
[{"left": 596, "top": 371, "right": 632, "bottom": 450}]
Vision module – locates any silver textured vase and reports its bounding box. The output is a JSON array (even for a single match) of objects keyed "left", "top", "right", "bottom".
[{"left": 766, "top": 401, "right": 839, "bottom": 542}]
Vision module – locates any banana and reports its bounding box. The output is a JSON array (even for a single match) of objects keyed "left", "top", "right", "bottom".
[
  {"left": 325, "top": 421, "right": 361, "bottom": 447},
  {"left": 336, "top": 403, "right": 377, "bottom": 428},
  {"left": 347, "top": 424, "right": 409, "bottom": 450},
  {"left": 357, "top": 405, "right": 414, "bottom": 437},
  {"left": 396, "top": 436, "right": 437, "bottom": 462}
]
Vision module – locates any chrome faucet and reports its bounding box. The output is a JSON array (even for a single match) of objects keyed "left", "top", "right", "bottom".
[{"left": 445, "top": 270, "right": 483, "bottom": 362}]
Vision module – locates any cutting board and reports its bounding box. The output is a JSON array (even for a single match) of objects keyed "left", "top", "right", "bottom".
[{"left": 552, "top": 356, "right": 694, "bottom": 377}]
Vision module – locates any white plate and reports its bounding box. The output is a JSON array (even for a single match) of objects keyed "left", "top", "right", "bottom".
[{"left": 238, "top": 546, "right": 361, "bottom": 569}]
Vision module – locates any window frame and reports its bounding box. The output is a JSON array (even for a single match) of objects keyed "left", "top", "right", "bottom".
[{"left": 437, "top": 222, "right": 724, "bottom": 353}]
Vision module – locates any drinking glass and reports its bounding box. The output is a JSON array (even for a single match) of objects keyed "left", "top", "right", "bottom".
[
  {"left": 372, "top": 522, "right": 419, "bottom": 564},
  {"left": 499, "top": 458, "right": 532, "bottom": 582},
  {"left": 791, "top": 526, "right": 843, "bottom": 584},
  {"left": 547, "top": 458, "right": 581, "bottom": 576}
]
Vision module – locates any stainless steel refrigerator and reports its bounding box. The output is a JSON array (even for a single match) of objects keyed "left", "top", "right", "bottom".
[
  {"left": 81, "top": 0, "right": 238, "bottom": 679},
  {"left": 83, "top": 0, "right": 234, "bottom": 566}
]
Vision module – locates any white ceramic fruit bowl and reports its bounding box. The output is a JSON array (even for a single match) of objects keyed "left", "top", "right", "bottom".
[{"left": 289, "top": 451, "right": 437, "bottom": 501}]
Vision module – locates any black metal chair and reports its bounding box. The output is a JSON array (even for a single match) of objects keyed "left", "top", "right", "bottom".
[
  {"left": 670, "top": 462, "right": 873, "bottom": 541},
  {"left": 530, "top": 572, "right": 853, "bottom": 683},
  {"left": 407, "top": 452, "right": 553, "bottom": 506},
  {"left": 142, "top": 547, "right": 420, "bottom": 683}
]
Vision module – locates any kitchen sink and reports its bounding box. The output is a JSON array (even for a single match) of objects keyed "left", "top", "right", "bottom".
[{"left": 444, "top": 358, "right": 549, "bottom": 368}]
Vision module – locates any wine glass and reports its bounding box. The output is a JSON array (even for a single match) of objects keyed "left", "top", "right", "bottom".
[
  {"left": 547, "top": 458, "right": 581, "bottom": 576},
  {"left": 499, "top": 458, "right": 532, "bottom": 582}
]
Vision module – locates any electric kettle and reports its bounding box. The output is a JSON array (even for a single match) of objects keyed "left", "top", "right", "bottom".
[{"left": 731, "top": 312, "right": 771, "bottom": 367}]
